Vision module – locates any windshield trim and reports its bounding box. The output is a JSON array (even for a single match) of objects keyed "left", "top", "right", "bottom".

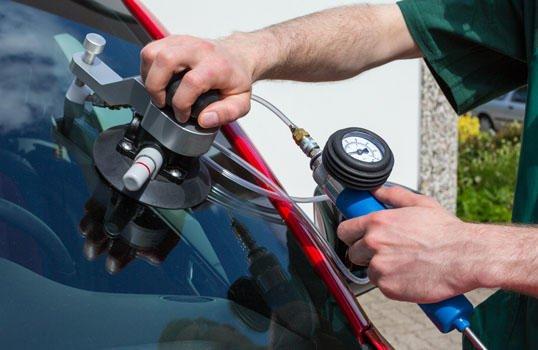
[{"left": 122, "top": 0, "right": 375, "bottom": 345}]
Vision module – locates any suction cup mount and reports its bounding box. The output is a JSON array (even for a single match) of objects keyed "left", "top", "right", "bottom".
[{"left": 68, "top": 33, "right": 220, "bottom": 209}]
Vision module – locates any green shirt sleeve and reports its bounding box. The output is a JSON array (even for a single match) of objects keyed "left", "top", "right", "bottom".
[{"left": 397, "top": 0, "right": 527, "bottom": 114}]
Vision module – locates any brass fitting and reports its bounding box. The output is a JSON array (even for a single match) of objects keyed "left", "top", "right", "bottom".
[
  {"left": 292, "top": 128, "right": 310, "bottom": 145},
  {"left": 291, "top": 127, "right": 320, "bottom": 159}
]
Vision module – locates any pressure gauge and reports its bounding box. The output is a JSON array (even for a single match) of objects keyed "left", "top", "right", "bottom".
[
  {"left": 321, "top": 127, "right": 394, "bottom": 190},
  {"left": 341, "top": 130, "right": 384, "bottom": 163}
]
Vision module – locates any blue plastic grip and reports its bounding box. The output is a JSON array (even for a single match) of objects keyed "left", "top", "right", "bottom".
[
  {"left": 419, "top": 295, "right": 473, "bottom": 333},
  {"left": 335, "top": 188, "right": 386, "bottom": 218},
  {"left": 335, "top": 188, "right": 474, "bottom": 334}
]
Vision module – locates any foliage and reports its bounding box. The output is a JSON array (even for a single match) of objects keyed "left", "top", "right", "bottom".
[
  {"left": 457, "top": 113, "right": 480, "bottom": 142},
  {"left": 457, "top": 117, "right": 522, "bottom": 223}
]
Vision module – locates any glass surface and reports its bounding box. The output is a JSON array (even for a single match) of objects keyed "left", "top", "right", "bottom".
[{"left": 0, "top": 1, "right": 360, "bottom": 349}]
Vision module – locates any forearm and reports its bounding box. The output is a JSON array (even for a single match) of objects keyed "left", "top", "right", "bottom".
[
  {"left": 223, "top": 4, "right": 419, "bottom": 82},
  {"left": 469, "top": 223, "right": 538, "bottom": 297}
]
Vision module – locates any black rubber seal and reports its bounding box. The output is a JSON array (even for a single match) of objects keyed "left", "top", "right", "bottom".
[{"left": 322, "top": 127, "right": 393, "bottom": 190}]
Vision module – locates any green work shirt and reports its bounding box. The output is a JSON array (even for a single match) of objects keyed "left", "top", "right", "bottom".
[{"left": 397, "top": 1, "right": 537, "bottom": 349}]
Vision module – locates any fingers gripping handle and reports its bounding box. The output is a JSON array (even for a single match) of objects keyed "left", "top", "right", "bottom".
[
  {"left": 165, "top": 71, "right": 220, "bottom": 120},
  {"left": 334, "top": 189, "right": 478, "bottom": 337}
]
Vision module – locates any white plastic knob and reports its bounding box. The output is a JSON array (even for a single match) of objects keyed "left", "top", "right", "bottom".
[{"left": 122, "top": 147, "right": 163, "bottom": 192}]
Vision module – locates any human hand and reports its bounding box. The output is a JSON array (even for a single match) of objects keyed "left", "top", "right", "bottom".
[
  {"left": 140, "top": 35, "right": 256, "bottom": 128},
  {"left": 337, "top": 186, "right": 482, "bottom": 303}
]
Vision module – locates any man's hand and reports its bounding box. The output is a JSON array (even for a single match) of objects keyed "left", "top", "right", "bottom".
[
  {"left": 139, "top": 5, "right": 419, "bottom": 128},
  {"left": 140, "top": 35, "right": 257, "bottom": 128},
  {"left": 337, "top": 186, "right": 483, "bottom": 303}
]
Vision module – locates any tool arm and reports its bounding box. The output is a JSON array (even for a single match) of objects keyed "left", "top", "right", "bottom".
[
  {"left": 70, "top": 51, "right": 150, "bottom": 112},
  {"left": 70, "top": 51, "right": 220, "bottom": 122}
]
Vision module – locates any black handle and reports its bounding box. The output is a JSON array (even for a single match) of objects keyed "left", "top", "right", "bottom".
[{"left": 165, "top": 71, "right": 220, "bottom": 120}]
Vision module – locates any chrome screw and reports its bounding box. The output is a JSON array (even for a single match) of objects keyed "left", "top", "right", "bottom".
[{"left": 82, "top": 33, "right": 106, "bottom": 65}]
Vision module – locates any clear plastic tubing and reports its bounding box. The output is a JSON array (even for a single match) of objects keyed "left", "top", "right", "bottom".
[
  {"left": 206, "top": 95, "right": 369, "bottom": 285},
  {"left": 208, "top": 93, "right": 369, "bottom": 283},
  {"left": 251, "top": 94, "right": 297, "bottom": 129},
  {"left": 203, "top": 156, "right": 285, "bottom": 200},
  {"left": 205, "top": 141, "right": 328, "bottom": 203},
  {"left": 202, "top": 93, "right": 327, "bottom": 203},
  {"left": 207, "top": 142, "right": 368, "bottom": 285}
]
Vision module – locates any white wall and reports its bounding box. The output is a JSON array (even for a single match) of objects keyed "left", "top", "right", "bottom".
[{"left": 141, "top": 0, "right": 421, "bottom": 214}]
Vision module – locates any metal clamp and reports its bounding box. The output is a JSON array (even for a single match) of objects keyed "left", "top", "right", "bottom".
[{"left": 69, "top": 34, "right": 218, "bottom": 158}]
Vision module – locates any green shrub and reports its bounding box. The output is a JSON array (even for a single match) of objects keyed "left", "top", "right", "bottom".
[{"left": 457, "top": 121, "right": 522, "bottom": 223}]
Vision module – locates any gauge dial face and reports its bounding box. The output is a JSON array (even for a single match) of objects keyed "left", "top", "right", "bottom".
[{"left": 341, "top": 132, "right": 384, "bottom": 163}]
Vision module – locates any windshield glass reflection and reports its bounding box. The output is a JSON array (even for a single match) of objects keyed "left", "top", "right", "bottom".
[{"left": 0, "top": 1, "right": 360, "bottom": 349}]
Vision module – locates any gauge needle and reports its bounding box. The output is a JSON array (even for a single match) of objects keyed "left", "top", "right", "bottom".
[{"left": 356, "top": 148, "right": 369, "bottom": 155}]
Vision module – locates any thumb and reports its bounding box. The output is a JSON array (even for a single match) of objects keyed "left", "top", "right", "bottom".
[
  {"left": 372, "top": 185, "right": 439, "bottom": 209},
  {"left": 198, "top": 92, "right": 251, "bottom": 128}
]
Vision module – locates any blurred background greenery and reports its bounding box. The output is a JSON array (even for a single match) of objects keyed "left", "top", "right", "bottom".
[{"left": 457, "top": 114, "right": 522, "bottom": 223}]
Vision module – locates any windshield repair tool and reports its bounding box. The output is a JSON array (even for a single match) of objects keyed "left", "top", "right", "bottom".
[
  {"left": 290, "top": 126, "right": 486, "bottom": 349},
  {"left": 67, "top": 32, "right": 486, "bottom": 349},
  {"left": 67, "top": 33, "right": 219, "bottom": 209},
  {"left": 66, "top": 33, "right": 328, "bottom": 207}
]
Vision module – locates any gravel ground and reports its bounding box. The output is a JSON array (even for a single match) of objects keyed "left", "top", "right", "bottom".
[{"left": 358, "top": 288, "right": 495, "bottom": 349}]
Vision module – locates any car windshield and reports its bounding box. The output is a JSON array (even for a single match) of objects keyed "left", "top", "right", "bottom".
[{"left": 0, "top": 1, "right": 360, "bottom": 349}]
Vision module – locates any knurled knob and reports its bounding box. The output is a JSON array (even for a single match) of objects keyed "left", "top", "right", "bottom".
[{"left": 82, "top": 33, "right": 106, "bottom": 65}]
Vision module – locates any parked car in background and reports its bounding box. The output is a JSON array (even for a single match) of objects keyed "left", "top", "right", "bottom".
[{"left": 472, "top": 86, "right": 527, "bottom": 131}]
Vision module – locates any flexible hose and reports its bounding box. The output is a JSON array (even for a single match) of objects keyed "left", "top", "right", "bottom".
[
  {"left": 204, "top": 93, "right": 328, "bottom": 203},
  {"left": 206, "top": 142, "right": 368, "bottom": 285},
  {"left": 203, "top": 156, "right": 285, "bottom": 200},
  {"left": 207, "top": 95, "right": 369, "bottom": 284},
  {"left": 251, "top": 94, "right": 297, "bottom": 129},
  {"left": 205, "top": 142, "right": 328, "bottom": 203}
]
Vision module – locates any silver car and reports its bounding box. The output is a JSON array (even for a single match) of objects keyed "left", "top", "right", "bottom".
[{"left": 472, "top": 86, "right": 527, "bottom": 130}]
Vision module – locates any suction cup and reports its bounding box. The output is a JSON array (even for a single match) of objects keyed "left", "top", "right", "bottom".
[{"left": 93, "top": 125, "right": 211, "bottom": 209}]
